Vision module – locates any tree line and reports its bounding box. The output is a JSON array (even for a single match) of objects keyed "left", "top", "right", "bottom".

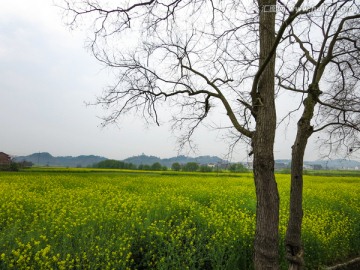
[
  {"left": 93, "top": 159, "right": 248, "bottom": 173},
  {"left": 0, "top": 160, "right": 33, "bottom": 171}
]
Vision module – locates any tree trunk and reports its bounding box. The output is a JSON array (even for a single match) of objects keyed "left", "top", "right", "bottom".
[
  {"left": 285, "top": 83, "right": 320, "bottom": 269},
  {"left": 285, "top": 127, "right": 308, "bottom": 270},
  {"left": 253, "top": 147, "right": 279, "bottom": 270},
  {"left": 253, "top": 1, "right": 279, "bottom": 269}
]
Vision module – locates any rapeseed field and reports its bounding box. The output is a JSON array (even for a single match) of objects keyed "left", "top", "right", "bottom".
[{"left": 0, "top": 171, "right": 359, "bottom": 269}]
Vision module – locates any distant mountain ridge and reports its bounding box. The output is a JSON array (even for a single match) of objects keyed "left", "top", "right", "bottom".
[
  {"left": 13, "top": 152, "right": 227, "bottom": 168},
  {"left": 12, "top": 152, "right": 360, "bottom": 169},
  {"left": 305, "top": 159, "right": 360, "bottom": 169},
  {"left": 14, "top": 152, "right": 107, "bottom": 167},
  {"left": 275, "top": 159, "right": 360, "bottom": 169}
]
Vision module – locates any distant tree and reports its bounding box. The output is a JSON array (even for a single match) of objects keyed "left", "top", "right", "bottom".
[
  {"left": 118, "top": 161, "right": 125, "bottom": 168},
  {"left": 171, "top": 162, "right": 181, "bottom": 171},
  {"left": 95, "top": 159, "right": 119, "bottom": 168},
  {"left": 229, "top": 163, "right": 248, "bottom": 173},
  {"left": 151, "top": 162, "right": 162, "bottom": 171},
  {"left": 94, "top": 159, "right": 135, "bottom": 169},
  {"left": 18, "top": 160, "right": 33, "bottom": 168},
  {"left": 9, "top": 162, "right": 19, "bottom": 171},
  {"left": 127, "top": 163, "right": 137, "bottom": 170},
  {"left": 138, "top": 164, "right": 144, "bottom": 170},
  {"left": 139, "top": 164, "right": 151, "bottom": 171},
  {"left": 199, "top": 165, "right": 213, "bottom": 172},
  {"left": 182, "top": 162, "right": 199, "bottom": 172}
]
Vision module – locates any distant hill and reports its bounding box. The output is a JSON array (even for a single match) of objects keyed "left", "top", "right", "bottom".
[
  {"left": 14, "top": 152, "right": 106, "bottom": 167},
  {"left": 123, "top": 154, "right": 227, "bottom": 167},
  {"left": 305, "top": 159, "right": 360, "bottom": 169},
  {"left": 14, "top": 153, "right": 227, "bottom": 168},
  {"left": 274, "top": 159, "right": 360, "bottom": 169},
  {"left": 12, "top": 152, "right": 360, "bottom": 169},
  {"left": 123, "top": 154, "right": 162, "bottom": 166}
]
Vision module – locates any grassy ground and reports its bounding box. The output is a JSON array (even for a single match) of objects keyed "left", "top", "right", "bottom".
[{"left": 0, "top": 169, "right": 359, "bottom": 269}]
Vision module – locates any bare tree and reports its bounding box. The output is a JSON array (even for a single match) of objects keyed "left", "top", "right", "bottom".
[
  {"left": 275, "top": 1, "right": 360, "bottom": 269},
  {"left": 60, "top": 0, "right": 359, "bottom": 269}
]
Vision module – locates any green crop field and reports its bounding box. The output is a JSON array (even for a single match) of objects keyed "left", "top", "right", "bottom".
[{"left": 0, "top": 170, "right": 359, "bottom": 269}]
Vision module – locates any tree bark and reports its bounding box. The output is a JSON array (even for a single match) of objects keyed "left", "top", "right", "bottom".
[
  {"left": 285, "top": 83, "right": 320, "bottom": 270},
  {"left": 253, "top": 147, "right": 279, "bottom": 270},
  {"left": 253, "top": 1, "right": 279, "bottom": 269},
  {"left": 285, "top": 129, "right": 307, "bottom": 270}
]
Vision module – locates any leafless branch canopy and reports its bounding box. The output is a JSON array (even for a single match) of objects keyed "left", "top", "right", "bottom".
[
  {"left": 61, "top": 0, "right": 360, "bottom": 156},
  {"left": 275, "top": 0, "right": 360, "bottom": 157}
]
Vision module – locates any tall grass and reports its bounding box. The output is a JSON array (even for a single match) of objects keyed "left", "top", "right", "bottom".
[{"left": 0, "top": 171, "right": 359, "bottom": 269}]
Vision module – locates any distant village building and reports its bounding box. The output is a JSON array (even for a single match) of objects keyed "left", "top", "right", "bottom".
[
  {"left": 303, "top": 164, "right": 313, "bottom": 170},
  {"left": 0, "top": 152, "right": 11, "bottom": 168}
]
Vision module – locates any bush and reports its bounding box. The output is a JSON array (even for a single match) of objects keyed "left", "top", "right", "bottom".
[
  {"left": 93, "top": 159, "right": 137, "bottom": 169},
  {"left": 182, "top": 162, "right": 199, "bottom": 172},
  {"left": 228, "top": 163, "right": 248, "bottom": 173},
  {"left": 151, "top": 162, "right": 163, "bottom": 171},
  {"left": 171, "top": 162, "right": 181, "bottom": 171},
  {"left": 9, "top": 162, "right": 19, "bottom": 171},
  {"left": 199, "top": 165, "right": 213, "bottom": 172}
]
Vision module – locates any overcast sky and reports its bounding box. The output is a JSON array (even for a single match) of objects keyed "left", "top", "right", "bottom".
[{"left": 0, "top": 0, "right": 322, "bottom": 162}]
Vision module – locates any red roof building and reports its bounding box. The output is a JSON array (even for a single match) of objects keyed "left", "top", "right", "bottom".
[{"left": 0, "top": 152, "right": 11, "bottom": 166}]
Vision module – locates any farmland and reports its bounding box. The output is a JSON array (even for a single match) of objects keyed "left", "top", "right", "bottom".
[{"left": 0, "top": 170, "right": 359, "bottom": 269}]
